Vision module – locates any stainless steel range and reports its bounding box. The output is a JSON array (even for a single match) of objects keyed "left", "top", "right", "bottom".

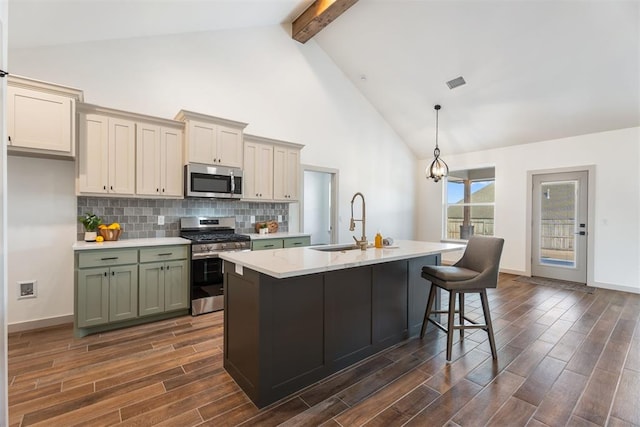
[{"left": 180, "top": 217, "right": 250, "bottom": 315}]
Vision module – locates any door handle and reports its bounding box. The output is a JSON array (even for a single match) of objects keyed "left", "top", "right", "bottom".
[{"left": 575, "top": 231, "right": 586, "bottom": 235}]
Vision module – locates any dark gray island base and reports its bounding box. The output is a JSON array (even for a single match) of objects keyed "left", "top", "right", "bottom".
[{"left": 222, "top": 254, "right": 439, "bottom": 408}]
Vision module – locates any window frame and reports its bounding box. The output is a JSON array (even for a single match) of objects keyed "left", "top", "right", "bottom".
[{"left": 442, "top": 168, "right": 496, "bottom": 242}]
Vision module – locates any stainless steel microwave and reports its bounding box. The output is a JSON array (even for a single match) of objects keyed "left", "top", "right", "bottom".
[{"left": 184, "top": 163, "right": 243, "bottom": 199}]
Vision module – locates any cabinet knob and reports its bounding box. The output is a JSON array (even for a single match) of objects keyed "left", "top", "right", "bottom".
[
  {"left": 156, "top": 188, "right": 159, "bottom": 193},
  {"left": 110, "top": 186, "right": 113, "bottom": 191},
  {"left": 255, "top": 193, "right": 259, "bottom": 197},
  {"left": 259, "top": 193, "right": 262, "bottom": 197},
  {"left": 162, "top": 188, "right": 165, "bottom": 193},
  {"left": 103, "top": 185, "right": 107, "bottom": 190}
]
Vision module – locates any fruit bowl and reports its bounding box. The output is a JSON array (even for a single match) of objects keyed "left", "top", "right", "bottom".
[{"left": 99, "top": 228, "right": 122, "bottom": 241}]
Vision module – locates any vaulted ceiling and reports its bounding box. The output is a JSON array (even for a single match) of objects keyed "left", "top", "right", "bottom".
[{"left": 8, "top": 0, "right": 639, "bottom": 157}]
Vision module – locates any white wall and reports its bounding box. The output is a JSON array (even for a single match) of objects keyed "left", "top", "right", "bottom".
[
  {"left": 7, "top": 26, "right": 417, "bottom": 324},
  {"left": 417, "top": 126, "right": 640, "bottom": 294},
  {"left": 7, "top": 157, "right": 76, "bottom": 325},
  {"left": 0, "top": 0, "right": 8, "bottom": 422}
]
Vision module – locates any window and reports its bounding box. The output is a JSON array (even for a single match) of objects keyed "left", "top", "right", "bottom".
[{"left": 445, "top": 167, "right": 495, "bottom": 240}]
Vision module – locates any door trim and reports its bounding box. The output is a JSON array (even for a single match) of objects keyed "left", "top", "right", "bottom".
[
  {"left": 525, "top": 165, "right": 596, "bottom": 285},
  {"left": 300, "top": 165, "right": 339, "bottom": 244}
]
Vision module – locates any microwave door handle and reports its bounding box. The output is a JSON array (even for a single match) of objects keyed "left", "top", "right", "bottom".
[{"left": 230, "top": 174, "right": 235, "bottom": 194}]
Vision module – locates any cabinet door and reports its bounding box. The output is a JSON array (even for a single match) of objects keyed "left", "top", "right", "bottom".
[
  {"left": 217, "top": 125, "right": 243, "bottom": 168},
  {"left": 136, "top": 123, "right": 161, "bottom": 196},
  {"left": 78, "top": 114, "right": 109, "bottom": 194},
  {"left": 7, "top": 85, "right": 73, "bottom": 155},
  {"left": 161, "top": 127, "right": 183, "bottom": 197},
  {"left": 139, "top": 262, "right": 165, "bottom": 317},
  {"left": 109, "top": 265, "right": 138, "bottom": 322},
  {"left": 244, "top": 142, "right": 273, "bottom": 200},
  {"left": 109, "top": 118, "right": 136, "bottom": 195},
  {"left": 284, "top": 149, "right": 300, "bottom": 200},
  {"left": 274, "top": 146, "right": 299, "bottom": 201},
  {"left": 77, "top": 267, "right": 109, "bottom": 328},
  {"left": 164, "top": 260, "right": 189, "bottom": 311},
  {"left": 187, "top": 120, "right": 216, "bottom": 165}
]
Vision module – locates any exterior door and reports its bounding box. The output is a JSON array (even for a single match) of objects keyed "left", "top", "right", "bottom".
[{"left": 532, "top": 171, "right": 588, "bottom": 283}]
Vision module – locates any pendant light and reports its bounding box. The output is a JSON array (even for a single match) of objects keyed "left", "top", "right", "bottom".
[{"left": 426, "top": 104, "right": 449, "bottom": 182}]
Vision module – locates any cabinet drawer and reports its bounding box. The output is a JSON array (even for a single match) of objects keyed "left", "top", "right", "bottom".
[
  {"left": 252, "top": 239, "right": 284, "bottom": 251},
  {"left": 78, "top": 249, "right": 138, "bottom": 268},
  {"left": 139, "top": 245, "right": 188, "bottom": 263},
  {"left": 283, "top": 236, "right": 311, "bottom": 248}
]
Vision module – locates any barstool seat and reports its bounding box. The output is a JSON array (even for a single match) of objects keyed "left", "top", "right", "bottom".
[{"left": 420, "top": 236, "right": 504, "bottom": 361}]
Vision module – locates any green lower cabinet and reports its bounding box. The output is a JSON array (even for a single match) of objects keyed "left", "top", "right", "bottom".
[
  {"left": 77, "top": 265, "right": 138, "bottom": 328},
  {"left": 108, "top": 265, "right": 139, "bottom": 323},
  {"left": 77, "top": 268, "right": 110, "bottom": 328},
  {"left": 283, "top": 236, "right": 311, "bottom": 248},
  {"left": 139, "top": 259, "right": 189, "bottom": 316},
  {"left": 252, "top": 236, "right": 311, "bottom": 251},
  {"left": 165, "top": 260, "right": 189, "bottom": 311}
]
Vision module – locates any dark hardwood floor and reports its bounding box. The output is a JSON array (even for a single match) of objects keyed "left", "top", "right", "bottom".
[{"left": 8, "top": 273, "right": 640, "bottom": 426}]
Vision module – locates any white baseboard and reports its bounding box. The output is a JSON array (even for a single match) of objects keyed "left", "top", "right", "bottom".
[
  {"left": 590, "top": 281, "right": 640, "bottom": 295},
  {"left": 8, "top": 315, "right": 74, "bottom": 334},
  {"left": 500, "top": 268, "right": 527, "bottom": 276}
]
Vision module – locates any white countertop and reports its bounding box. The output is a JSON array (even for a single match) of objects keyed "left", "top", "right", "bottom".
[
  {"left": 73, "top": 237, "right": 191, "bottom": 251},
  {"left": 248, "top": 232, "right": 311, "bottom": 240},
  {"left": 219, "top": 240, "right": 464, "bottom": 278}
]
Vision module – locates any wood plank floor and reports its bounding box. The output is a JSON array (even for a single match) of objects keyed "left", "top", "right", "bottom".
[{"left": 8, "top": 273, "right": 640, "bottom": 426}]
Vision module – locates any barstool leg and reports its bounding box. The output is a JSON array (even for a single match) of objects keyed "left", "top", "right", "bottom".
[
  {"left": 420, "top": 285, "right": 437, "bottom": 338},
  {"left": 480, "top": 289, "right": 497, "bottom": 359},
  {"left": 446, "top": 290, "right": 456, "bottom": 361},
  {"left": 459, "top": 292, "right": 465, "bottom": 342}
]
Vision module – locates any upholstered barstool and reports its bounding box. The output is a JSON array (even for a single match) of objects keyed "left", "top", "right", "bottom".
[{"left": 420, "top": 236, "right": 504, "bottom": 361}]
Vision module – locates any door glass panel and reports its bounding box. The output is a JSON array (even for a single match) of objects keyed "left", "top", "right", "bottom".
[{"left": 539, "top": 180, "right": 577, "bottom": 267}]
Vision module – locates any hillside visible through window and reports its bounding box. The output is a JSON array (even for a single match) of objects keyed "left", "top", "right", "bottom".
[{"left": 445, "top": 168, "right": 495, "bottom": 240}]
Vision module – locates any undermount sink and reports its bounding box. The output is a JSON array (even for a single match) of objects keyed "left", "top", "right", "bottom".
[{"left": 310, "top": 244, "right": 372, "bottom": 252}]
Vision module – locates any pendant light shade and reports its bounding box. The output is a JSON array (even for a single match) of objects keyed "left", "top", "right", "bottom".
[{"left": 426, "top": 104, "right": 448, "bottom": 182}]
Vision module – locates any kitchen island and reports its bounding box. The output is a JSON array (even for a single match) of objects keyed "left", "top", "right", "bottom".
[{"left": 219, "top": 240, "right": 463, "bottom": 408}]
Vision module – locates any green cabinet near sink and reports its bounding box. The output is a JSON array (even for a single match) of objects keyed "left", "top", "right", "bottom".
[
  {"left": 76, "top": 249, "right": 138, "bottom": 328},
  {"left": 139, "top": 246, "right": 189, "bottom": 316},
  {"left": 251, "top": 236, "right": 311, "bottom": 251}
]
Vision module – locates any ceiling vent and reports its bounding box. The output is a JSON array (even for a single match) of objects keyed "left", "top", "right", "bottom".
[{"left": 446, "top": 76, "right": 466, "bottom": 90}]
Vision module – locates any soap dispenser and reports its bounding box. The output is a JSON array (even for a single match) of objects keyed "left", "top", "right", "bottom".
[{"left": 375, "top": 231, "right": 383, "bottom": 248}]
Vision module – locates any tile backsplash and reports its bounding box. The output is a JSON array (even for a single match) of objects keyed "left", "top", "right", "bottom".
[{"left": 77, "top": 197, "right": 289, "bottom": 241}]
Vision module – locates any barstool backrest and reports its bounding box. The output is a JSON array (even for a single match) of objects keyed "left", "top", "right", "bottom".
[{"left": 455, "top": 236, "right": 505, "bottom": 287}]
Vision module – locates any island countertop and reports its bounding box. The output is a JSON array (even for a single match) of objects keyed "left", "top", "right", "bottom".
[{"left": 219, "top": 240, "right": 464, "bottom": 278}]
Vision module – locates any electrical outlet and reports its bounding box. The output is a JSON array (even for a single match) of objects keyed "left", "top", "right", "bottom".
[
  {"left": 158, "top": 215, "right": 165, "bottom": 225},
  {"left": 250, "top": 215, "right": 255, "bottom": 224},
  {"left": 278, "top": 215, "right": 282, "bottom": 222}
]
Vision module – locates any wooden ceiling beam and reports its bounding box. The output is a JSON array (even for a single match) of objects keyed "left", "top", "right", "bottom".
[{"left": 292, "top": 0, "right": 359, "bottom": 44}]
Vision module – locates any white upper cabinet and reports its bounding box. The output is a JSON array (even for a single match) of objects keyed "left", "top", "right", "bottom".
[
  {"left": 243, "top": 134, "right": 303, "bottom": 202},
  {"left": 7, "top": 75, "right": 83, "bottom": 159},
  {"left": 175, "top": 110, "right": 247, "bottom": 168},
  {"left": 136, "top": 123, "right": 184, "bottom": 198},
  {"left": 243, "top": 135, "right": 274, "bottom": 201},
  {"left": 273, "top": 144, "right": 301, "bottom": 201},
  {"left": 78, "top": 112, "right": 135, "bottom": 195},
  {"left": 78, "top": 103, "right": 184, "bottom": 198}
]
